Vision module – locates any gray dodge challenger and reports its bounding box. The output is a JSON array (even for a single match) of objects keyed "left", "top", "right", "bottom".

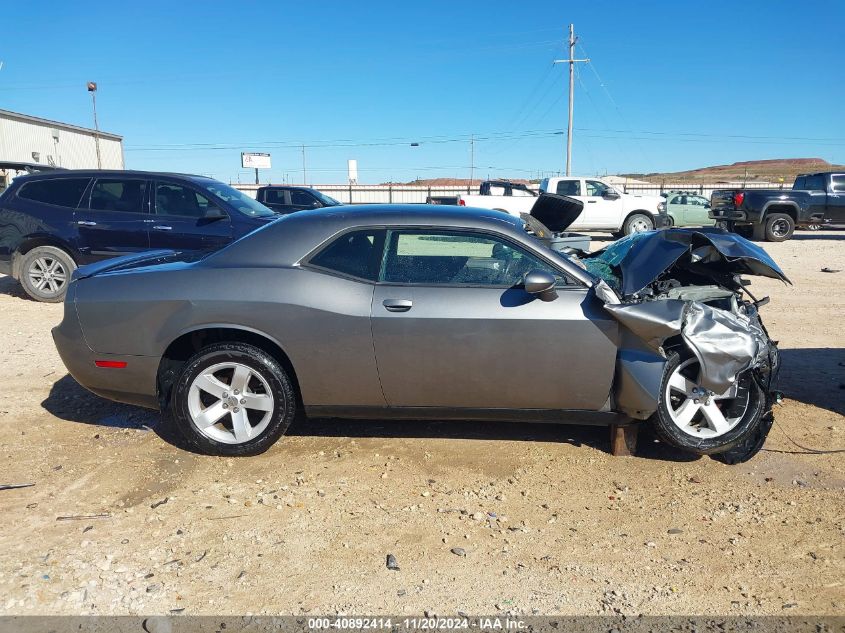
[{"left": 52, "top": 203, "right": 787, "bottom": 461}]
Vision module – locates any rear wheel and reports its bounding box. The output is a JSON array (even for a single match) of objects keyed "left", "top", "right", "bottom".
[
  {"left": 170, "top": 342, "right": 296, "bottom": 456},
  {"left": 763, "top": 213, "right": 794, "bottom": 242},
  {"left": 19, "top": 246, "right": 76, "bottom": 302},
  {"left": 622, "top": 213, "right": 654, "bottom": 236},
  {"left": 651, "top": 353, "right": 765, "bottom": 457}
]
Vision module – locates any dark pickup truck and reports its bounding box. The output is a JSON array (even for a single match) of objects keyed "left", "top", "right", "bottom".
[{"left": 709, "top": 171, "right": 845, "bottom": 241}]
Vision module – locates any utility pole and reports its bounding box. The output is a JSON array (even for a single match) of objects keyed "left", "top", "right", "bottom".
[
  {"left": 469, "top": 134, "right": 475, "bottom": 188},
  {"left": 301, "top": 144, "right": 307, "bottom": 185},
  {"left": 554, "top": 24, "right": 589, "bottom": 176},
  {"left": 87, "top": 82, "right": 102, "bottom": 169}
]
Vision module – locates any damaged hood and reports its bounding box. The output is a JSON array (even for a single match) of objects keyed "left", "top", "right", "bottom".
[
  {"left": 528, "top": 193, "right": 584, "bottom": 232},
  {"left": 584, "top": 228, "right": 790, "bottom": 297}
]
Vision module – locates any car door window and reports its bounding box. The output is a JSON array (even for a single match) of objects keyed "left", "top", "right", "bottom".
[
  {"left": 89, "top": 179, "right": 147, "bottom": 213},
  {"left": 290, "top": 190, "right": 317, "bottom": 207},
  {"left": 555, "top": 180, "right": 581, "bottom": 196},
  {"left": 155, "top": 183, "right": 221, "bottom": 218},
  {"left": 17, "top": 178, "right": 90, "bottom": 208},
  {"left": 308, "top": 229, "right": 386, "bottom": 281},
  {"left": 585, "top": 180, "right": 611, "bottom": 197},
  {"left": 669, "top": 194, "right": 683, "bottom": 205},
  {"left": 831, "top": 175, "right": 845, "bottom": 192},
  {"left": 382, "top": 230, "right": 571, "bottom": 287}
]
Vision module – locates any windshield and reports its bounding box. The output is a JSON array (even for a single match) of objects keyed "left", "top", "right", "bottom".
[
  {"left": 201, "top": 182, "right": 275, "bottom": 217},
  {"left": 312, "top": 190, "right": 342, "bottom": 206}
]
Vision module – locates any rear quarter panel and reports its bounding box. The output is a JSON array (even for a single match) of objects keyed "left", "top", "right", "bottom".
[
  {"left": 0, "top": 196, "right": 79, "bottom": 267},
  {"left": 73, "top": 264, "right": 385, "bottom": 406}
]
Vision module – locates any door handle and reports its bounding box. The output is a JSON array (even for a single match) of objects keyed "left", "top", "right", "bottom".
[
  {"left": 587, "top": 200, "right": 597, "bottom": 203},
  {"left": 152, "top": 225, "right": 172, "bottom": 231},
  {"left": 77, "top": 220, "right": 97, "bottom": 226},
  {"left": 382, "top": 299, "right": 413, "bottom": 312}
]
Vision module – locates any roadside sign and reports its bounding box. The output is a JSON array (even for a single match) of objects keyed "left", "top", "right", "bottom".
[{"left": 241, "top": 152, "right": 271, "bottom": 169}]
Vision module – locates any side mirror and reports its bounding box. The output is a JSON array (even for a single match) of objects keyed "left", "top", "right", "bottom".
[
  {"left": 523, "top": 269, "right": 558, "bottom": 301},
  {"left": 203, "top": 208, "right": 228, "bottom": 221},
  {"left": 603, "top": 190, "right": 620, "bottom": 200}
]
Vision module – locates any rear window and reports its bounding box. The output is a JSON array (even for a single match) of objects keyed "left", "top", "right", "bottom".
[
  {"left": 802, "top": 175, "right": 825, "bottom": 191},
  {"left": 17, "top": 178, "right": 90, "bottom": 208},
  {"left": 831, "top": 175, "right": 845, "bottom": 193},
  {"left": 308, "top": 229, "right": 386, "bottom": 281}
]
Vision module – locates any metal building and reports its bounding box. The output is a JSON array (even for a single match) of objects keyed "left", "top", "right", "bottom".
[{"left": 0, "top": 108, "right": 124, "bottom": 171}]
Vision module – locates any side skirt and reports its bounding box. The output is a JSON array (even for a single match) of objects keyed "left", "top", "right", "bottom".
[{"left": 304, "top": 406, "right": 632, "bottom": 427}]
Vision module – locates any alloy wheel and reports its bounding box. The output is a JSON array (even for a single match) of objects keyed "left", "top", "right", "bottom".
[
  {"left": 630, "top": 217, "right": 652, "bottom": 233},
  {"left": 28, "top": 257, "right": 68, "bottom": 296},
  {"left": 664, "top": 358, "right": 750, "bottom": 439},
  {"left": 770, "top": 219, "right": 790, "bottom": 238},
  {"left": 187, "top": 362, "right": 275, "bottom": 444}
]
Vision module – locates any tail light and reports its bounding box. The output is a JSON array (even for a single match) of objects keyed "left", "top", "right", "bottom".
[
  {"left": 458, "top": 199, "right": 466, "bottom": 206},
  {"left": 733, "top": 192, "right": 745, "bottom": 207}
]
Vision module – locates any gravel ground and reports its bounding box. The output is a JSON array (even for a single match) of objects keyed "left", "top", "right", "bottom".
[{"left": 0, "top": 230, "right": 843, "bottom": 616}]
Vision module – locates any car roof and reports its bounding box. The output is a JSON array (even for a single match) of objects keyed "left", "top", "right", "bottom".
[
  {"left": 9, "top": 169, "right": 216, "bottom": 184},
  {"left": 206, "top": 203, "right": 595, "bottom": 286},
  {"left": 257, "top": 185, "right": 316, "bottom": 190},
  {"left": 286, "top": 203, "right": 525, "bottom": 228},
  {"left": 210, "top": 204, "right": 521, "bottom": 263}
]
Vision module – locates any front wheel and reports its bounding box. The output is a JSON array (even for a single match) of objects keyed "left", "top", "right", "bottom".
[
  {"left": 650, "top": 353, "right": 766, "bottom": 457},
  {"left": 169, "top": 342, "right": 296, "bottom": 456},
  {"left": 622, "top": 213, "right": 654, "bottom": 236}
]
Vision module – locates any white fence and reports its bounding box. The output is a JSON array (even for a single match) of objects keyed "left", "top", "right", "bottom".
[{"left": 233, "top": 181, "right": 790, "bottom": 204}]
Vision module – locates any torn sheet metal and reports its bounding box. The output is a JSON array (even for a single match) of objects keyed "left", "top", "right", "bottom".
[
  {"left": 681, "top": 302, "right": 768, "bottom": 393},
  {"left": 605, "top": 300, "right": 685, "bottom": 351},
  {"left": 584, "top": 228, "right": 790, "bottom": 297},
  {"left": 605, "top": 299, "right": 768, "bottom": 394}
]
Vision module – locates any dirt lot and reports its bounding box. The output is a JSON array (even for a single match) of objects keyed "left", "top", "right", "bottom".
[{"left": 0, "top": 231, "right": 843, "bottom": 616}]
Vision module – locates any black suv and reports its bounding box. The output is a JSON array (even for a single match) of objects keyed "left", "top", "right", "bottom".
[
  {"left": 255, "top": 186, "right": 342, "bottom": 214},
  {"left": 0, "top": 170, "right": 278, "bottom": 302}
]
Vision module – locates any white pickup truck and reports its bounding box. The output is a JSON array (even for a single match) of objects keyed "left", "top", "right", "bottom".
[{"left": 457, "top": 177, "right": 667, "bottom": 236}]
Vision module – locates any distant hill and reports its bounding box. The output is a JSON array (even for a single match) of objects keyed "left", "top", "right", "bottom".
[{"left": 622, "top": 158, "right": 845, "bottom": 184}]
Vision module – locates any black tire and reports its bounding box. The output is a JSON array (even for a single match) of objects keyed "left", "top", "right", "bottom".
[
  {"left": 711, "top": 409, "right": 773, "bottom": 464},
  {"left": 19, "top": 246, "right": 76, "bottom": 303},
  {"left": 169, "top": 342, "right": 296, "bottom": 456},
  {"left": 650, "top": 352, "right": 765, "bottom": 457},
  {"left": 763, "top": 212, "right": 794, "bottom": 242},
  {"left": 622, "top": 212, "right": 654, "bottom": 236}
]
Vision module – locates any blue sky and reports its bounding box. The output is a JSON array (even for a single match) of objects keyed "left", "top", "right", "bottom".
[{"left": 1, "top": 0, "right": 843, "bottom": 184}]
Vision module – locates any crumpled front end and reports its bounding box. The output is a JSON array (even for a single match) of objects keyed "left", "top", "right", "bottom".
[{"left": 574, "top": 229, "right": 784, "bottom": 420}]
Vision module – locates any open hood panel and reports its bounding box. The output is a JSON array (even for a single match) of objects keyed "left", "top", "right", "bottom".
[
  {"left": 584, "top": 228, "right": 790, "bottom": 297},
  {"left": 529, "top": 193, "right": 584, "bottom": 232}
]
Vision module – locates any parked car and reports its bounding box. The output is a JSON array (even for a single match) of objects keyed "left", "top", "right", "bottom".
[
  {"left": 255, "top": 185, "right": 342, "bottom": 214},
  {"left": 0, "top": 170, "right": 278, "bottom": 302},
  {"left": 709, "top": 171, "right": 845, "bottom": 241},
  {"left": 662, "top": 191, "right": 716, "bottom": 227},
  {"left": 458, "top": 177, "right": 668, "bottom": 236},
  {"left": 53, "top": 205, "right": 784, "bottom": 463}
]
